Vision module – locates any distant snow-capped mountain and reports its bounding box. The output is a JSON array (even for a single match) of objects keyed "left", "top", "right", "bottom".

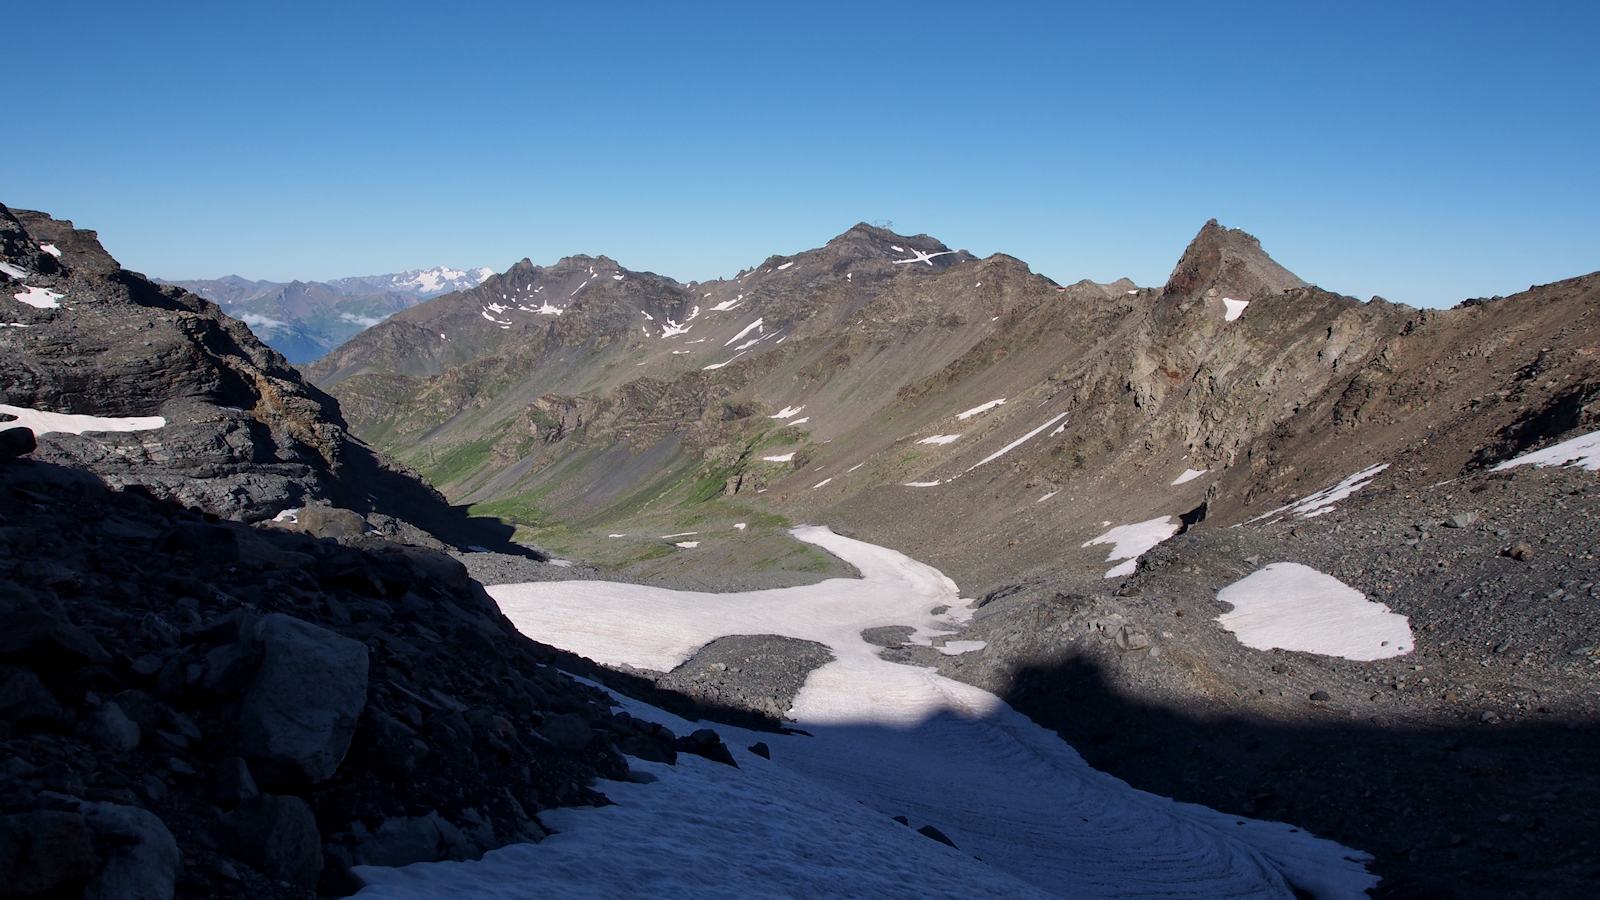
[{"left": 160, "top": 265, "right": 498, "bottom": 364}]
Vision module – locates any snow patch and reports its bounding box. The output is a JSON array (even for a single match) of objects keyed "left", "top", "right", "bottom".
[
  {"left": 0, "top": 403, "right": 166, "bottom": 436},
  {"left": 0, "top": 261, "right": 29, "bottom": 279},
  {"left": 1217, "top": 563, "right": 1414, "bottom": 660},
  {"left": 1248, "top": 464, "right": 1389, "bottom": 523},
  {"left": 724, "top": 318, "right": 764, "bottom": 346},
  {"left": 1172, "top": 468, "right": 1208, "bottom": 485},
  {"left": 38, "top": 243, "right": 62, "bottom": 257},
  {"left": 775, "top": 261, "right": 794, "bottom": 270},
  {"left": 917, "top": 434, "right": 962, "bottom": 445},
  {"left": 966, "top": 412, "right": 1068, "bottom": 471},
  {"left": 1492, "top": 428, "right": 1600, "bottom": 472},
  {"left": 956, "top": 399, "right": 1005, "bottom": 420},
  {"left": 1037, "top": 490, "right": 1058, "bottom": 503},
  {"left": 769, "top": 405, "right": 806, "bottom": 419},
  {"left": 761, "top": 452, "right": 796, "bottom": 463},
  {"left": 674, "top": 541, "right": 700, "bottom": 549},
  {"left": 14, "top": 285, "right": 64, "bottom": 309},
  {"left": 903, "top": 480, "right": 942, "bottom": 487},
  {"left": 1082, "top": 516, "right": 1179, "bottom": 579},
  {"left": 1222, "top": 297, "right": 1250, "bottom": 321},
  {"left": 812, "top": 478, "right": 832, "bottom": 489}
]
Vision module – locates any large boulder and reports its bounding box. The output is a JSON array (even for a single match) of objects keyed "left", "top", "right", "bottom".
[
  {"left": 0, "top": 809, "right": 98, "bottom": 895},
  {"left": 222, "top": 794, "right": 322, "bottom": 887},
  {"left": 238, "top": 613, "right": 369, "bottom": 786},
  {"left": 74, "top": 800, "right": 180, "bottom": 900}
]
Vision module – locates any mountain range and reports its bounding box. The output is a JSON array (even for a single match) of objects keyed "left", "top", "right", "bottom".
[{"left": 160, "top": 266, "right": 495, "bottom": 363}]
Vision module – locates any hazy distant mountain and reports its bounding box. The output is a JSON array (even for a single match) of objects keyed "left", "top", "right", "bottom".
[{"left": 161, "top": 266, "right": 496, "bottom": 363}]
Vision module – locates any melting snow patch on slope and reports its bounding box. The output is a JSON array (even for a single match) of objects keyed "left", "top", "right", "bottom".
[
  {"left": 1037, "top": 490, "right": 1058, "bottom": 503},
  {"left": 674, "top": 541, "right": 700, "bottom": 549},
  {"left": 769, "top": 405, "right": 805, "bottom": 419},
  {"left": 0, "top": 403, "right": 166, "bottom": 436},
  {"left": 1248, "top": 464, "right": 1389, "bottom": 524},
  {"left": 1222, "top": 298, "right": 1250, "bottom": 321},
  {"left": 1491, "top": 428, "right": 1600, "bottom": 472},
  {"left": 917, "top": 434, "right": 961, "bottom": 445},
  {"left": 0, "top": 261, "right": 28, "bottom": 279},
  {"left": 1217, "top": 563, "right": 1414, "bottom": 660},
  {"left": 1083, "top": 516, "right": 1180, "bottom": 579},
  {"left": 725, "top": 318, "right": 764, "bottom": 346},
  {"left": 1172, "top": 468, "right": 1208, "bottom": 485},
  {"left": 966, "top": 412, "right": 1069, "bottom": 472},
  {"left": 762, "top": 452, "right": 796, "bottom": 463},
  {"left": 13, "top": 285, "right": 64, "bottom": 309},
  {"left": 903, "top": 480, "right": 942, "bottom": 487},
  {"left": 38, "top": 243, "right": 62, "bottom": 257},
  {"left": 956, "top": 399, "right": 1005, "bottom": 420},
  {"left": 775, "top": 261, "right": 794, "bottom": 271},
  {"left": 812, "top": 478, "right": 832, "bottom": 489}
]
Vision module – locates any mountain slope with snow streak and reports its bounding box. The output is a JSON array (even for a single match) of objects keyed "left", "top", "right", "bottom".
[{"left": 473, "top": 527, "right": 1376, "bottom": 898}]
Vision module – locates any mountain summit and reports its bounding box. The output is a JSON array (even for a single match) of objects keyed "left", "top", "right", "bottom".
[{"left": 1162, "top": 219, "right": 1306, "bottom": 301}]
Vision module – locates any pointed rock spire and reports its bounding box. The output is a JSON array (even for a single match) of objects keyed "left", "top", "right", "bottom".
[{"left": 1162, "top": 220, "right": 1305, "bottom": 301}]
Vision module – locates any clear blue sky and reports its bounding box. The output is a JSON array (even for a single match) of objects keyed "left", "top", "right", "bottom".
[{"left": 7, "top": 1, "right": 1596, "bottom": 306}]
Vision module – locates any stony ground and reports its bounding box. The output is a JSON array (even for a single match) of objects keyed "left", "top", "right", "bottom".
[
  {"left": 921, "top": 462, "right": 1600, "bottom": 898},
  {"left": 0, "top": 455, "right": 750, "bottom": 899}
]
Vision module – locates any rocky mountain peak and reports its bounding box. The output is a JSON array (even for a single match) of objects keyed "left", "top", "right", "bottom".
[
  {"left": 820, "top": 222, "right": 967, "bottom": 271},
  {"left": 1162, "top": 219, "right": 1305, "bottom": 302}
]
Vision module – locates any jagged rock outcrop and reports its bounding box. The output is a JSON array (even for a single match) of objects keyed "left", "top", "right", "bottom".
[
  {"left": 0, "top": 202, "right": 499, "bottom": 547},
  {"left": 0, "top": 454, "right": 701, "bottom": 897}
]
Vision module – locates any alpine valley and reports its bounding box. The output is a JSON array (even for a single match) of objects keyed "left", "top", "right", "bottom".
[{"left": 4, "top": 202, "right": 1598, "bottom": 898}]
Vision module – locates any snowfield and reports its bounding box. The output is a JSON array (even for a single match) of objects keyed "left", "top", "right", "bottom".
[
  {"left": 1217, "top": 563, "right": 1414, "bottom": 661},
  {"left": 359, "top": 528, "right": 1377, "bottom": 898}
]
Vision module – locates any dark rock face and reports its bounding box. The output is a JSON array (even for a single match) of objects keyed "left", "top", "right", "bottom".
[
  {"left": 1161, "top": 218, "right": 1307, "bottom": 302},
  {"left": 0, "top": 458, "right": 702, "bottom": 897},
  {"left": 655, "top": 634, "right": 833, "bottom": 723},
  {"left": 238, "top": 614, "right": 369, "bottom": 787}
]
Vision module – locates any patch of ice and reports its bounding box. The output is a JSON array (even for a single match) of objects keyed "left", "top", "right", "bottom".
[
  {"left": 271, "top": 508, "right": 300, "bottom": 524},
  {"left": 14, "top": 285, "right": 64, "bottom": 309},
  {"left": 761, "top": 452, "right": 796, "bottom": 463},
  {"left": 1217, "top": 563, "right": 1414, "bottom": 660},
  {"left": 1247, "top": 464, "right": 1389, "bottom": 523},
  {"left": 956, "top": 399, "right": 1006, "bottom": 420},
  {"left": 1491, "top": 428, "right": 1600, "bottom": 472},
  {"left": 1082, "top": 516, "right": 1180, "bottom": 579},
  {"left": 769, "top": 405, "right": 806, "bottom": 419},
  {"left": 1222, "top": 298, "right": 1250, "bottom": 322},
  {"left": 917, "top": 434, "right": 962, "bottom": 445},
  {"left": 1172, "top": 468, "right": 1208, "bottom": 486},
  {"left": 966, "top": 412, "right": 1069, "bottom": 472},
  {"left": 0, "top": 403, "right": 166, "bottom": 436}
]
